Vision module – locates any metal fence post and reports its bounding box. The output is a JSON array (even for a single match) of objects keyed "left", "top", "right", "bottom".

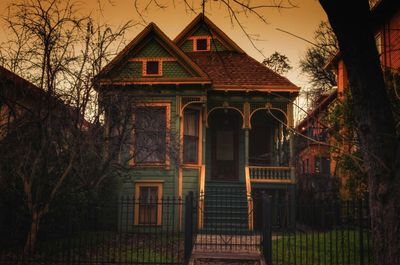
[
  {"left": 184, "top": 191, "right": 194, "bottom": 262},
  {"left": 359, "top": 199, "right": 365, "bottom": 265},
  {"left": 263, "top": 194, "right": 272, "bottom": 265}
]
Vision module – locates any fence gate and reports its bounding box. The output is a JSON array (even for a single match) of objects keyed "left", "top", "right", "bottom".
[{"left": 184, "top": 189, "right": 272, "bottom": 264}]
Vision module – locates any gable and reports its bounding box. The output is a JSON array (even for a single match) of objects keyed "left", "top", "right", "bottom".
[
  {"left": 108, "top": 38, "right": 193, "bottom": 80},
  {"left": 179, "top": 25, "right": 229, "bottom": 52},
  {"left": 95, "top": 23, "right": 210, "bottom": 86},
  {"left": 174, "top": 15, "right": 244, "bottom": 54}
]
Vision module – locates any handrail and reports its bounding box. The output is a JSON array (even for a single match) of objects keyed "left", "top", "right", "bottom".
[
  {"left": 198, "top": 164, "right": 206, "bottom": 229},
  {"left": 248, "top": 166, "right": 292, "bottom": 170},
  {"left": 248, "top": 166, "right": 294, "bottom": 183},
  {"left": 245, "top": 166, "right": 253, "bottom": 230}
]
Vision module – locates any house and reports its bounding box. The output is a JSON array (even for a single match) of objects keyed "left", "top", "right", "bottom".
[
  {"left": 296, "top": 0, "right": 400, "bottom": 199},
  {"left": 0, "top": 66, "right": 46, "bottom": 139},
  {"left": 295, "top": 90, "right": 339, "bottom": 201},
  {"left": 95, "top": 15, "right": 299, "bottom": 230}
]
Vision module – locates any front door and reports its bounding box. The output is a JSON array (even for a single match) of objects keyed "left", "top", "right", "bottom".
[{"left": 210, "top": 111, "right": 239, "bottom": 181}]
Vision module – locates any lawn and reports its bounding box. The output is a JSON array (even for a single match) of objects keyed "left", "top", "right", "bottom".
[
  {"left": 1, "top": 231, "right": 184, "bottom": 265},
  {"left": 271, "top": 229, "right": 371, "bottom": 265}
]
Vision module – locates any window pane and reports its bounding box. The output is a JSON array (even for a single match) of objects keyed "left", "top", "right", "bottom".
[
  {"left": 183, "top": 110, "right": 199, "bottom": 163},
  {"left": 184, "top": 136, "right": 198, "bottom": 163},
  {"left": 146, "top": 61, "right": 159, "bottom": 75},
  {"left": 196, "top": 39, "right": 208, "bottom": 51},
  {"left": 184, "top": 110, "right": 199, "bottom": 136},
  {"left": 135, "top": 107, "right": 166, "bottom": 163},
  {"left": 139, "top": 187, "right": 158, "bottom": 224}
]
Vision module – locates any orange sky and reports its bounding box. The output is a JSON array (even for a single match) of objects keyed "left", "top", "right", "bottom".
[{"left": 0, "top": 0, "right": 327, "bottom": 116}]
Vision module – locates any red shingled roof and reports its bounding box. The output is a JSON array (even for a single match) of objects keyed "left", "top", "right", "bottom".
[{"left": 186, "top": 51, "right": 299, "bottom": 91}]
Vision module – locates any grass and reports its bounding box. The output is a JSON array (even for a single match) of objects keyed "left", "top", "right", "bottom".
[
  {"left": 2, "top": 231, "right": 183, "bottom": 264},
  {"left": 271, "top": 229, "right": 371, "bottom": 265}
]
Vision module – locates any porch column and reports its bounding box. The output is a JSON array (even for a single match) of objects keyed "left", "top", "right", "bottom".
[
  {"left": 244, "top": 128, "right": 249, "bottom": 166},
  {"left": 243, "top": 102, "right": 251, "bottom": 166}
]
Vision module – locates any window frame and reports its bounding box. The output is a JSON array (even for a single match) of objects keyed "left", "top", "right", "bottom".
[
  {"left": 130, "top": 103, "right": 171, "bottom": 168},
  {"left": 192, "top": 36, "right": 211, "bottom": 52},
  {"left": 142, "top": 59, "right": 163, "bottom": 77},
  {"left": 183, "top": 108, "right": 201, "bottom": 165},
  {"left": 134, "top": 181, "right": 163, "bottom": 226}
]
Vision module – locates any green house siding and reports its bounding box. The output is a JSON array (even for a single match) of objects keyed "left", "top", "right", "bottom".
[
  {"left": 135, "top": 39, "right": 171, "bottom": 57},
  {"left": 180, "top": 39, "right": 227, "bottom": 52},
  {"left": 182, "top": 169, "right": 199, "bottom": 198},
  {"left": 163, "top": 61, "right": 191, "bottom": 78},
  {"left": 192, "top": 26, "right": 210, "bottom": 36},
  {"left": 109, "top": 61, "right": 192, "bottom": 80},
  {"left": 111, "top": 62, "right": 142, "bottom": 79}
]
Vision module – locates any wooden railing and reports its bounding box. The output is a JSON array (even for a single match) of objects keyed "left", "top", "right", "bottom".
[
  {"left": 248, "top": 166, "right": 294, "bottom": 183},
  {"left": 198, "top": 164, "right": 205, "bottom": 229},
  {"left": 245, "top": 166, "right": 254, "bottom": 230}
]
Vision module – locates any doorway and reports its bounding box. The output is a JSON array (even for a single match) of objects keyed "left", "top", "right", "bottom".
[{"left": 209, "top": 110, "right": 240, "bottom": 181}]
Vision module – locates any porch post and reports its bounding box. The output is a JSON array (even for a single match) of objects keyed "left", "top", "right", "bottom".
[
  {"left": 244, "top": 128, "right": 249, "bottom": 166},
  {"left": 243, "top": 102, "right": 250, "bottom": 166}
]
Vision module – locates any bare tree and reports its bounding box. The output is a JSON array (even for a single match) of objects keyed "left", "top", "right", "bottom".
[{"left": 0, "top": 0, "right": 133, "bottom": 256}]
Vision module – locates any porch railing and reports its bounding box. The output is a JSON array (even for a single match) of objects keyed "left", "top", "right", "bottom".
[
  {"left": 245, "top": 166, "right": 254, "bottom": 230},
  {"left": 247, "top": 166, "right": 294, "bottom": 183},
  {"left": 197, "top": 165, "right": 205, "bottom": 229}
]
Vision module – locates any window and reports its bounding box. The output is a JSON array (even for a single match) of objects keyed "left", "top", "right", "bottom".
[
  {"left": 133, "top": 105, "right": 169, "bottom": 165},
  {"left": 183, "top": 109, "right": 200, "bottom": 164},
  {"left": 134, "top": 182, "right": 163, "bottom": 225},
  {"left": 143, "top": 60, "right": 162, "bottom": 76},
  {"left": 315, "top": 156, "right": 330, "bottom": 175},
  {"left": 193, "top": 37, "right": 210, "bottom": 52}
]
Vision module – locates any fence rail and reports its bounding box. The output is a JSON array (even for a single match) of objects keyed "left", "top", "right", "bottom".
[
  {"left": 0, "top": 194, "right": 373, "bottom": 265},
  {"left": 0, "top": 197, "right": 184, "bottom": 265},
  {"left": 264, "top": 198, "right": 372, "bottom": 265}
]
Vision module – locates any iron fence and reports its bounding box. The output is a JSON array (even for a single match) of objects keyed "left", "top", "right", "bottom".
[
  {"left": 263, "top": 198, "right": 372, "bottom": 265},
  {"left": 0, "top": 196, "right": 184, "bottom": 265},
  {"left": 0, "top": 193, "right": 374, "bottom": 265}
]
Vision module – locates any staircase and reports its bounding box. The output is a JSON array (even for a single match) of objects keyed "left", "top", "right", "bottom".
[{"left": 201, "top": 181, "right": 249, "bottom": 234}]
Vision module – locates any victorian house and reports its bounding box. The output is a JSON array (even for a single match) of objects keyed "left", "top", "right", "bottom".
[{"left": 95, "top": 15, "right": 299, "bottom": 229}]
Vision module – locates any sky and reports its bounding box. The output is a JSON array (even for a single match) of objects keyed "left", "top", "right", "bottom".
[{"left": 0, "top": 0, "right": 328, "bottom": 120}]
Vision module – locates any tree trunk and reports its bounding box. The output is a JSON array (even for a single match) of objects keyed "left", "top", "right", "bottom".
[
  {"left": 23, "top": 210, "right": 41, "bottom": 260},
  {"left": 319, "top": 1, "right": 400, "bottom": 264}
]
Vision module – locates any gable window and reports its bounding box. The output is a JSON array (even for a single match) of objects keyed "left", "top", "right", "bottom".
[
  {"left": 134, "top": 182, "right": 163, "bottom": 225},
  {"left": 183, "top": 109, "right": 200, "bottom": 164},
  {"left": 143, "top": 60, "right": 162, "bottom": 76},
  {"left": 193, "top": 37, "right": 210, "bottom": 52},
  {"left": 133, "top": 104, "right": 170, "bottom": 165}
]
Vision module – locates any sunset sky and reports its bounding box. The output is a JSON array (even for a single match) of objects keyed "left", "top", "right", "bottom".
[{"left": 0, "top": 0, "right": 328, "bottom": 117}]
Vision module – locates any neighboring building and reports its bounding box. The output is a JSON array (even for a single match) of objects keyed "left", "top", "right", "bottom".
[
  {"left": 95, "top": 15, "right": 299, "bottom": 230},
  {"left": 296, "top": 90, "right": 335, "bottom": 177},
  {"left": 295, "top": 90, "right": 339, "bottom": 200},
  {"left": 0, "top": 66, "right": 51, "bottom": 140},
  {"left": 297, "top": 0, "right": 400, "bottom": 199}
]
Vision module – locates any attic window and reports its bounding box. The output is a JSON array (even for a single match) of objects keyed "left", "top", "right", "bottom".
[
  {"left": 193, "top": 37, "right": 210, "bottom": 52},
  {"left": 143, "top": 60, "right": 162, "bottom": 76}
]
